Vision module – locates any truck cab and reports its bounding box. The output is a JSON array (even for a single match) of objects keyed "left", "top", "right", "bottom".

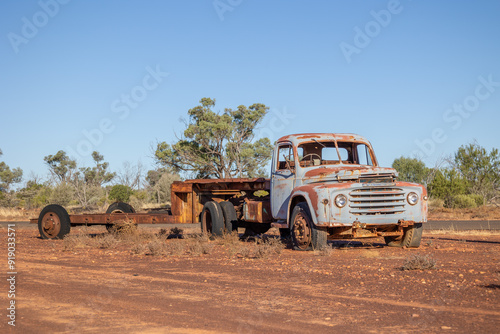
[{"left": 271, "top": 133, "right": 427, "bottom": 250}]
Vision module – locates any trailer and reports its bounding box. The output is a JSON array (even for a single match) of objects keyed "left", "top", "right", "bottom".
[
  {"left": 32, "top": 133, "right": 428, "bottom": 250},
  {"left": 32, "top": 178, "right": 272, "bottom": 239}
]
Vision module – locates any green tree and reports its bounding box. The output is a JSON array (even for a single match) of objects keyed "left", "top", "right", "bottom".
[
  {"left": 79, "top": 151, "right": 116, "bottom": 187},
  {"left": 16, "top": 179, "right": 51, "bottom": 209},
  {"left": 70, "top": 151, "right": 115, "bottom": 208},
  {"left": 428, "top": 168, "right": 468, "bottom": 205},
  {"left": 155, "top": 98, "right": 273, "bottom": 178},
  {"left": 452, "top": 142, "right": 500, "bottom": 204},
  {"left": 0, "top": 149, "right": 23, "bottom": 193},
  {"left": 392, "top": 157, "right": 429, "bottom": 185},
  {"left": 44, "top": 150, "right": 76, "bottom": 182},
  {"left": 109, "top": 184, "right": 134, "bottom": 202},
  {"left": 146, "top": 168, "right": 181, "bottom": 203},
  {"left": 44, "top": 150, "right": 115, "bottom": 208}
]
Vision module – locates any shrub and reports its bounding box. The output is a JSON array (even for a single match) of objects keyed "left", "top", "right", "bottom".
[
  {"left": 470, "top": 194, "right": 485, "bottom": 207},
  {"left": 131, "top": 243, "right": 147, "bottom": 255},
  {"left": 147, "top": 240, "right": 166, "bottom": 256},
  {"left": 401, "top": 254, "right": 436, "bottom": 271},
  {"left": 428, "top": 197, "right": 444, "bottom": 209},
  {"left": 254, "top": 238, "right": 284, "bottom": 258},
  {"left": 95, "top": 234, "right": 118, "bottom": 249},
  {"left": 63, "top": 234, "right": 93, "bottom": 250},
  {"left": 109, "top": 185, "right": 133, "bottom": 202},
  {"left": 446, "top": 194, "right": 478, "bottom": 209},
  {"left": 187, "top": 234, "right": 213, "bottom": 255},
  {"left": 315, "top": 244, "right": 334, "bottom": 256},
  {"left": 49, "top": 183, "right": 74, "bottom": 207},
  {"left": 108, "top": 220, "right": 138, "bottom": 236}
]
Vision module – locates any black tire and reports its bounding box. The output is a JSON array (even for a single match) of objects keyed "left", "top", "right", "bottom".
[
  {"left": 385, "top": 223, "right": 423, "bottom": 248},
  {"left": 201, "top": 201, "right": 224, "bottom": 236},
  {"left": 219, "top": 201, "right": 238, "bottom": 233},
  {"left": 291, "top": 202, "right": 327, "bottom": 251},
  {"left": 106, "top": 202, "right": 135, "bottom": 232},
  {"left": 38, "top": 204, "right": 71, "bottom": 239},
  {"left": 106, "top": 202, "right": 135, "bottom": 214}
]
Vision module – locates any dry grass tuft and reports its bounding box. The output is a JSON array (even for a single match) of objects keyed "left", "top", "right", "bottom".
[
  {"left": 359, "top": 249, "right": 381, "bottom": 258},
  {"left": 254, "top": 237, "right": 284, "bottom": 258},
  {"left": 95, "top": 234, "right": 118, "bottom": 249},
  {"left": 63, "top": 234, "right": 94, "bottom": 250},
  {"left": 425, "top": 228, "right": 500, "bottom": 236},
  {"left": 0, "top": 207, "right": 29, "bottom": 220},
  {"left": 146, "top": 239, "right": 166, "bottom": 256},
  {"left": 314, "top": 244, "right": 334, "bottom": 256},
  {"left": 107, "top": 219, "right": 138, "bottom": 236},
  {"left": 401, "top": 254, "right": 436, "bottom": 271},
  {"left": 186, "top": 234, "right": 213, "bottom": 255},
  {"left": 131, "top": 243, "right": 148, "bottom": 255},
  {"left": 164, "top": 240, "right": 186, "bottom": 256},
  {"left": 63, "top": 232, "right": 119, "bottom": 250}
]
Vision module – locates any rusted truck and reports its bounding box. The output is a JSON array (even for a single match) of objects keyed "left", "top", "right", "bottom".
[{"left": 33, "top": 133, "right": 427, "bottom": 250}]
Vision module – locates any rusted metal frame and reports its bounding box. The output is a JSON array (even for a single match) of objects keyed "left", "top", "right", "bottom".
[
  {"left": 271, "top": 222, "right": 288, "bottom": 228},
  {"left": 242, "top": 200, "right": 272, "bottom": 223},
  {"left": 329, "top": 221, "right": 409, "bottom": 238},
  {"left": 66, "top": 213, "right": 178, "bottom": 225}
]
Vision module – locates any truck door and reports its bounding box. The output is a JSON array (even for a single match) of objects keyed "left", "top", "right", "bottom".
[{"left": 271, "top": 143, "right": 296, "bottom": 220}]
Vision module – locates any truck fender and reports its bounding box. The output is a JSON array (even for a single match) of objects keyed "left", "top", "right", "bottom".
[{"left": 287, "top": 189, "right": 320, "bottom": 227}]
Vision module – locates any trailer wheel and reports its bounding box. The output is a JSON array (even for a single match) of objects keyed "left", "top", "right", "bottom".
[
  {"left": 38, "top": 204, "right": 71, "bottom": 239},
  {"left": 291, "top": 202, "right": 327, "bottom": 251},
  {"left": 201, "top": 201, "right": 224, "bottom": 235},
  {"left": 106, "top": 202, "right": 135, "bottom": 232},
  {"left": 220, "top": 201, "right": 238, "bottom": 233},
  {"left": 384, "top": 223, "right": 423, "bottom": 248}
]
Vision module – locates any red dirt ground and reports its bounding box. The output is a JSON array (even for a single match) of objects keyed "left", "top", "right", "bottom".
[{"left": 1, "top": 226, "right": 499, "bottom": 333}]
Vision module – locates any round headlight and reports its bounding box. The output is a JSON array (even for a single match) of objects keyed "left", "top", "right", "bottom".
[
  {"left": 407, "top": 192, "right": 419, "bottom": 205},
  {"left": 335, "top": 194, "right": 347, "bottom": 208}
]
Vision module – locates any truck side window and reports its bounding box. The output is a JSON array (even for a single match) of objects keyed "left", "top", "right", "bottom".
[
  {"left": 277, "top": 145, "right": 295, "bottom": 171},
  {"left": 356, "top": 144, "right": 373, "bottom": 166}
]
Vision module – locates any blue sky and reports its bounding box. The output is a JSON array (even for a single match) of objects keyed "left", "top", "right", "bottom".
[{"left": 1, "top": 0, "right": 499, "bottom": 184}]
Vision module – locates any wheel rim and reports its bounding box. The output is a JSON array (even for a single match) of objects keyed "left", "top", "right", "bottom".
[
  {"left": 293, "top": 213, "right": 311, "bottom": 250},
  {"left": 41, "top": 212, "right": 61, "bottom": 238}
]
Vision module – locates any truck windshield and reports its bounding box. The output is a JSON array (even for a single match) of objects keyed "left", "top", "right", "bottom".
[{"left": 297, "top": 141, "right": 374, "bottom": 167}]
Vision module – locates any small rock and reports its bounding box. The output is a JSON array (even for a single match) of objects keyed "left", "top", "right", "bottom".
[
  {"left": 412, "top": 314, "right": 419, "bottom": 318},
  {"left": 441, "top": 326, "right": 452, "bottom": 330}
]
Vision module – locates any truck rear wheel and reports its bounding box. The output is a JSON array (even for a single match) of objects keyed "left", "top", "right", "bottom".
[
  {"left": 291, "top": 202, "right": 327, "bottom": 251},
  {"left": 106, "top": 202, "right": 135, "bottom": 232},
  {"left": 38, "top": 204, "right": 71, "bottom": 239},
  {"left": 220, "top": 201, "right": 238, "bottom": 233},
  {"left": 201, "top": 201, "right": 224, "bottom": 235},
  {"left": 385, "top": 223, "right": 423, "bottom": 248}
]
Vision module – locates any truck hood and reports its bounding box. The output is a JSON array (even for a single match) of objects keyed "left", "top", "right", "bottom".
[{"left": 302, "top": 165, "right": 398, "bottom": 183}]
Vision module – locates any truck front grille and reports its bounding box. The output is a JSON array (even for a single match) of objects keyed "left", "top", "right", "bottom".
[{"left": 349, "top": 187, "right": 405, "bottom": 215}]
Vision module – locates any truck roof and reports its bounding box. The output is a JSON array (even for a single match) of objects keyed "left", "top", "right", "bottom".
[{"left": 277, "top": 133, "right": 370, "bottom": 146}]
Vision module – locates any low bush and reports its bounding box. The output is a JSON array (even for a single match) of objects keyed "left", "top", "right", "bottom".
[{"left": 401, "top": 254, "right": 436, "bottom": 271}]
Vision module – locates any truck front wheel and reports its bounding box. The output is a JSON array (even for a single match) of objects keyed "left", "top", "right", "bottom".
[
  {"left": 291, "top": 203, "right": 327, "bottom": 251},
  {"left": 201, "top": 201, "right": 224, "bottom": 236},
  {"left": 385, "top": 223, "right": 423, "bottom": 248}
]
